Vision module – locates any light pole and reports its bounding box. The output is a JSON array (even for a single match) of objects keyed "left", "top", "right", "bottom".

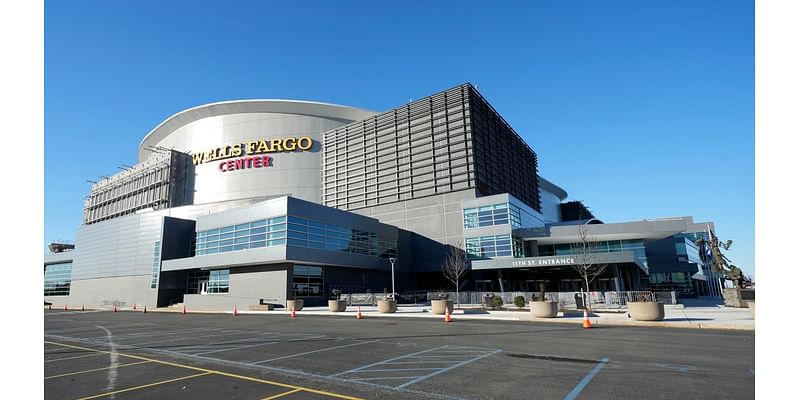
[{"left": 389, "top": 257, "right": 397, "bottom": 299}]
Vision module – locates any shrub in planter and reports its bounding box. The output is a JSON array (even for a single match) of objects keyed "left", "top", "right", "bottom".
[
  {"left": 491, "top": 295, "right": 504, "bottom": 310},
  {"left": 530, "top": 282, "right": 558, "bottom": 318},
  {"left": 513, "top": 296, "right": 525, "bottom": 308},
  {"left": 286, "top": 299, "right": 303, "bottom": 311},
  {"left": 627, "top": 292, "right": 664, "bottom": 321},
  {"left": 328, "top": 289, "right": 347, "bottom": 312},
  {"left": 431, "top": 292, "right": 453, "bottom": 315},
  {"left": 378, "top": 291, "right": 397, "bottom": 313}
]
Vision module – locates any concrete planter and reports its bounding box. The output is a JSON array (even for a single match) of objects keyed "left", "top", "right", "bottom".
[
  {"left": 328, "top": 300, "right": 347, "bottom": 312},
  {"left": 286, "top": 299, "right": 303, "bottom": 311},
  {"left": 430, "top": 299, "right": 454, "bottom": 315},
  {"left": 748, "top": 301, "right": 755, "bottom": 319},
  {"left": 628, "top": 302, "right": 665, "bottom": 321},
  {"left": 530, "top": 301, "right": 559, "bottom": 318},
  {"left": 378, "top": 299, "right": 397, "bottom": 313}
]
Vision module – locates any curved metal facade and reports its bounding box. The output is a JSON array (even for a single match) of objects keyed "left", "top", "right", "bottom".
[{"left": 138, "top": 100, "right": 376, "bottom": 205}]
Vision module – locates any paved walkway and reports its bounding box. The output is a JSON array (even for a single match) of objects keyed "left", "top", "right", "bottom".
[{"left": 138, "top": 298, "right": 755, "bottom": 331}]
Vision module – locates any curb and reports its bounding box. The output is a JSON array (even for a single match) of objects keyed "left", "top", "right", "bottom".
[{"left": 48, "top": 307, "right": 754, "bottom": 331}]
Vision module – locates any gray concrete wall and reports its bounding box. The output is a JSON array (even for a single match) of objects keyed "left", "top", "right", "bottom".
[
  {"left": 183, "top": 265, "right": 289, "bottom": 311},
  {"left": 350, "top": 189, "right": 475, "bottom": 272},
  {"left": 352, "top": 189, "right": 474, "bottom": 247},
  {"left": 46, "top": 275, "right": 155, "bottom": 309}
]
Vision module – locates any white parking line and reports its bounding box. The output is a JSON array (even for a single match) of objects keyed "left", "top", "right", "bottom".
[
  {"left": 356, "top": 368, "right": 440, "bottom": 372},
  {"left": 330, "top": 345, "right": 502, "bottom": 389},
  {"left": 128, "top": 329, "right": 242, "bottom": 346},
  {"left": 564, "top": 358, "right": 609, "bottom": 400},
  {"left": 254, "top": 339, "right": 380, "bottom": 364},
  {"left": 396, "top": 350, "right": 501, "bottom": 389},
  {"left": 184, "top": 334, "right": 325, "bottom": 356},
  {"left": 330, "top": 346, "right": 450, "bottom": 377},
  {"left": 163, "top": 332, "right": 279, "bottom": 352}
]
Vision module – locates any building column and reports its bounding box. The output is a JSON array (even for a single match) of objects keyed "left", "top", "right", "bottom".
[
  {"left": 497, "top": 270, "right": 505, "bottom": 294},
  {"left": 613, "top": 265, "right": 623, "bottom": 291}
]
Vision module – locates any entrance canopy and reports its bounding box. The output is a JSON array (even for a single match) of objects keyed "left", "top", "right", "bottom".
[{"left": 470, "top": 251, "right": 647, "bottom": 273}]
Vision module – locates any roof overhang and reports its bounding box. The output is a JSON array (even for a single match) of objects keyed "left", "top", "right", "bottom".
[
  {"left": 138, "top": 99, "right": 377, "bottom": 162},
  {"left": 516, "top": 217, "right": 712, "bottom": 244},
  {"left": 470, "top": 251, "right": 646, "bottom": 272}
]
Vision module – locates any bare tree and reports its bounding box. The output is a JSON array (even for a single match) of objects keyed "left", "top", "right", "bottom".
[
  {"left": 571, "top": 222, "right": 608, "bottom": 310},
  {"left": 442, "top": 241, "right": 468, "bottom": 309}
]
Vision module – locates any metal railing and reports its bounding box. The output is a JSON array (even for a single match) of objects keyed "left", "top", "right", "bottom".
[
  {"left": 335, "top": 290, "right": 673, "bottom": 309},
  {"left": 421, "top": 290, "right": 665, "bottom": 309}
]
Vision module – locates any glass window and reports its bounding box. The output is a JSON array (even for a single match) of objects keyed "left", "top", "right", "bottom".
[
  {"left": 220, "top": 226, "right": 234, "bottom": 234},
  {"left": 235, "top": 223, "right": 250, "bottom": 231},
  {"left": 250, "top": 226, "right": 267, "bottom": 234},
  {"left": 288, "top": 223, "right": 307, "bottom": 232},
  {"left": 251, "top": 233, "right": 266, "bottom": 241},
  {"left": 268, "top": 224, "right": 286, "bottom": 232},
  {"left": 288, "top": 216, "right": 307, "bottom": 225},
  {"left": 288, "top": 238, "right": 307, "bottom": 247},
  {"left": 251, "top": 219, "right": 267, "bottom": 228},
  {"left": 208, "top": 269, "right": 230, "bottom": 293},
  {"left": 269, "top": 216, "right": 287, "bottom": 224},
  {"left": 150, "top": 241, "right": 160, "bottom": 289},
  {"left": 287, "top": 230, "right": 307, "bottom": 240},
  {"left": 293, "top": 265, "right": 324, "bottom": 298},
  {"left": 44, "top": 262, "right": 72, "bottom": 296}
]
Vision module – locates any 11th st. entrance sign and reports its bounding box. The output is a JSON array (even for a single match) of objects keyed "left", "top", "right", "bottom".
[{"left": 511, "top": 257, "right": 576, "bottom": 267}]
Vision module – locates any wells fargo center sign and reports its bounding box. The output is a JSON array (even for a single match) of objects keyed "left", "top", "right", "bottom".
[{"left": 191, "top": 136, "right": 313, "bottom": 172}]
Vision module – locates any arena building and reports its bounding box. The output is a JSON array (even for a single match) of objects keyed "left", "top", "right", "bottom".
[{"left": 44, "top": 83, "right": 724, "bottom": 310}]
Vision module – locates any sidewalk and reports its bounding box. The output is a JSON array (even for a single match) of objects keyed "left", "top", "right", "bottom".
[{"left": 159, "top": 302, "right": 754, "bottom": 331}]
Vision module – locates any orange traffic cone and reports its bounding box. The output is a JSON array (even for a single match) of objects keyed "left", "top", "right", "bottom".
[
  {"left": 356, "top": 306, "right": 363, "bottom": 320},
  {"left": 182, "top": 305, "right": 187, "bottom": 315},
  {"left": 582, "top": 309, "right": 592, "bottom": 329},
  {"left": 233, "top": 306, "right": 238, "bottom": 316},
  {"left": 444, "top": 310, "right": 452, "bottom": 323},
  {"left": 290, "top": 307, "right": 297, "bottom": 317}
]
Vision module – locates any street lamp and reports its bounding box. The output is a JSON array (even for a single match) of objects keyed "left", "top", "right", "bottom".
[{"left": 389, "top": 257, "right": 397, "bottom": 299}]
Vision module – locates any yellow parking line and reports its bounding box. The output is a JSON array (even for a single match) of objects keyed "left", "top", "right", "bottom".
[
  {"left": 45, "top": 340, "right": 364, "bottom": 400},
  {"left": 262, "top": 388, "right": 302, "bottom": 399},
  {"left": 45, "top": 360, "right": 152, "bottom": 380},
  {"left": 45, "top": 352, "right": 105, "bottom": 363},
  {"left": 77, "top": 372, "right": 212, "bottom": 400}
]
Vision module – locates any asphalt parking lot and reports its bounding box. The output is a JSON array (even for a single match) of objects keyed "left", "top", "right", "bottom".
[{"left": 45, "top": 309, "right": 755, "bottom": 399}]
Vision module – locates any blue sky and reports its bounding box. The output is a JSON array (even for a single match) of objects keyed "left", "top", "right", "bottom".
[{"left": 44, "top": 0, "right": 754, "bottom": 278}]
